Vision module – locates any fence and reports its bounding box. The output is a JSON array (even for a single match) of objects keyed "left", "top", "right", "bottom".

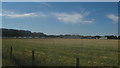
[{"left": 10, "top": 46, "right": 80, "bottom": 67}]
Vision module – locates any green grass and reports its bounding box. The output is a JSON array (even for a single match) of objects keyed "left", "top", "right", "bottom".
[{"left": 2, "top": 39, "right": 119, "bottom": 66}]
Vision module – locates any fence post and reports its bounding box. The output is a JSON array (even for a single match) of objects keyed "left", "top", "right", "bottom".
[
  {"left": 10, "top": 46, "right": 12, "bottom": 59},
  {"left": 76, "top": 58, "right": 80, "bottom": 68},
  {"left": 32, "top": 49, "right": 35, "bottom": 66}
]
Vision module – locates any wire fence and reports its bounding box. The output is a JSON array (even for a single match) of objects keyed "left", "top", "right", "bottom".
[{"left": 9, "top": 46, "right": 80, "bottom": 67}]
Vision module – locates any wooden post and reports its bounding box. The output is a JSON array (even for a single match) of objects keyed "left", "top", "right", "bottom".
[
  {"left": 76, "top": 58, "right": 80, "bottom": 68},
  {"left": 10, "top": 46, "right": 12, "bottom": 59},
  {"left": 32, "top": 49, "right": 35, "bottom": 66}
]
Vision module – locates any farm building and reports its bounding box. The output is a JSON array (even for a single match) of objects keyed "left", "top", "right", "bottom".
[{"left": 99, "top": 36, "right": 107, "bottom": 39}]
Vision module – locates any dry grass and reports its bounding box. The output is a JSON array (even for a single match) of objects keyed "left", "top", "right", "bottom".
[{"left": 2, "top": 39, "right": 119, "bottom": 66}]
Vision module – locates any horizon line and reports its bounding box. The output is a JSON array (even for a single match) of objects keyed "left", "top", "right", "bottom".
[{"left": 0, "top": 28, "right": 119, "bottom": 36}]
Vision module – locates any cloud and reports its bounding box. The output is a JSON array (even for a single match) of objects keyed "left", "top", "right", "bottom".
[
  {"left": 1, "top": 10, "right": 95, "bottom": 24},
  {"left": 5, "top": 13, "right": 38, "bottom": 18},
  {"left": 52, "top": 12, "right": 94, "bottom": 24},
  {"left": 83, "top": 19, "right": 95, "bottom": 23},
  {"left": 2, "top": 10, "right": 47, "bottom": 18},
  {"left": 0, "top": 14, "right": 2, "bottom": 17},
  {"left": 107, "top": 14, "right": 118, "bottom": 23},
  {"left": 52, "top": 13, "right": 83, "bottom": 23},
  {"left": 40, "top": 2, "right": 50, "bottom": 7}
]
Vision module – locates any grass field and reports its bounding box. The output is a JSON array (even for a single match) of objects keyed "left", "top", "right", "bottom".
[{"left": 2, "top": 39, "right": 118, "bottom": 66}]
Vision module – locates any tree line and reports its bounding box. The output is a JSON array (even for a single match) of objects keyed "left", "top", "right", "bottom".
[
  {"left": 1, "top": 28, "right": 46, "bottom": 38},
  {"left": 0, "top": 28, "right": 120, "bottom": 39}
]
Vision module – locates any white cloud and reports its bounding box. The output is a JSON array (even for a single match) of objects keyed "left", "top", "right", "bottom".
[
  {"left": 2, "top": 10, "right": 47, "bottom": 18},
  {"left": 5, "top": 13, "right": 38, "bottom": 18},
  {"left": 1, "top": 10, "right": 95, "bottom": 24},
  {"left": 107, "top": 14, "right": 118, "bottom": 23},
  {"left": 0, "top": 14, "right": 2, "bottom": 16},
  {"left": 52, "top": 12, "right": 94, "bottom": 24},
  {"left": 40, "top": 2, "right": 50, "bottom": 7},
  {"left": 83, "top": 19, "right": 95, "bottom": 23},
  {"left": 53, "top": 13, "right": 83, "bottom": 23}
]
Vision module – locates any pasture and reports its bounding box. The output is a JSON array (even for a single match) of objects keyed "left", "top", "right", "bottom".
[{"left": 2, "top": 39, "right": 118, "bottom": 66}]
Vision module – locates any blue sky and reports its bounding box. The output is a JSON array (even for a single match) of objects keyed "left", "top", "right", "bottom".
[
  {"left": 2, "top": 2, "right": 118, "bottom": 35},
  {"left": 2, "top": 0, "right": 119, "bottom": 2}
]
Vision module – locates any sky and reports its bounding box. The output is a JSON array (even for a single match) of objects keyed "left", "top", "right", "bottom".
[
  {"left": 2, "top": 0, "right": 119, "bottom": 2},
  {"left": 1, "top": 2, "right": 118, "bottom": 35}
]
